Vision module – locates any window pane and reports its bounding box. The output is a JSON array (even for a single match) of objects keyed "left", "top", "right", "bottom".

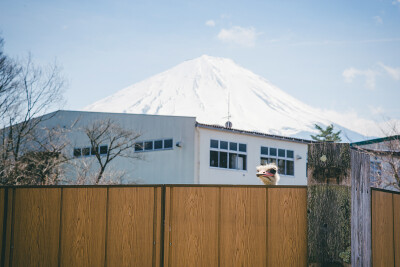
[
  {"left": 260, "top": 157, "right": 268, "bottom": 165},
  {"left": 278, "top": 159, "right": 285, "bottom": 175},
  {"left": 269, "top": 158, "right": 277, "bottom": 164},
  {"left": 73, "top": 148, "right": 81, "bottom": 157},
  {"left": 278, "top": 149, "right": 285, "bottom": 157},
  {"left": 219, "top": 152, "right": 228, "bottom": 168},
  {"left": 91, "top": 146, "right": 98, "bottom": 155},
  {"left": 154, "top": 140, "right": 163, "bottom": 149},
  {"left": 82, "top": 147, "right": 90, "bottom": 156},
  {"left": 286, "top": 160, "right": 294, "bottom": 176},
  {"left": 238, "top": 154, "right": 247, "bottom": 170},
  {"left": 100, "top": 145, "right": 108, "bottom": 155},
  {"left": 229, "top": 153, "right": 237, "bottom": 169},
  {"left": 287, "top": 150, "right": 294, "bottom": 158},
  {"left": 145, "top": 141, "right": 153, "bottom": 150},
  {"left": 210, "top": 139, "right": 219, "bottom": 148},
  {"left": 239, "top": 143, "right": 246, "bottom": 152},
  {"left": 220, "top": 141, "right": 228, "bottom": 150},
  {"left": 261, "top": 146, "right": 268, "bottom": 155},
  {"left": 210, "top": 151, "right": 219, "bottom": 167},
  {"left": 164, "top": 139, "right": 173, "bottom": 149},
  {"left": 229, "top": 142, "right": 237, "bottom": 151},
  {"left": 135, "top": 142, "right": 143, "bottom": 152},
  {"left": 270, "top": 148, "right": 277, "bottom": 156}
]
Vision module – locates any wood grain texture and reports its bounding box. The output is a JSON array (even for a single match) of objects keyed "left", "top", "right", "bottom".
[
  {"left": 168, "top": 187, "right": 219, "bottom": 267},
  {"left": 106, "top": 187, "right": 156, "bottom": 267},
  {"left": 219, "top": 187, "right": 267, "bottom": 267},
  {"left": 268, "top": 187, "right": 307, "bottom": 267},
  {"left": 394, "top": 193, "right": 400, "bottom": 267},
  {"left": 3, "top": 189, "right": 13, "bottom": 267},
  {"left": 163, "top": 187, "right": 171, "bottom": 267},
  {"left": 372, "top": 190, "right": 394, "bottom": 267},
  {"left": 11, "top": 188, "right": 61, "bottom": 267},
  {"left": 60, "top": 188, "right": 107, "bottom": 267},
  {"left": 351, "top": 150, "right": 371, "bottom": 267},
  {"left": 154, "top": 187, "right": 162, "bottom": 267}
]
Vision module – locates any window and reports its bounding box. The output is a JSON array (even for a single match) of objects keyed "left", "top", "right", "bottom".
[
  {"left": 210, "top": 139, "right": 247, "bottom": 170},
  {"left": 260, "top": 146, "right": 295, "bottom": 176},
  {"left": 135, "top": 138, "right": 174, "bottom": 152},
  {"left": 73, "top": 145, "right": 108, "bottom": 158}
]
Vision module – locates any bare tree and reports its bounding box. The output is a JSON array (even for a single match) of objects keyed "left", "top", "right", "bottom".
[
  {"left": 83, "top": 119, "right": 142, "bottom": 184},
  {"left": 0, "top": 36, "right": 66, "bottom": 185}
]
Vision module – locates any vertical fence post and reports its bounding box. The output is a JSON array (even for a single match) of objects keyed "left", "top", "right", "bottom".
[{"left": 307, "top": 143, "right": 371, "bottom": 267}]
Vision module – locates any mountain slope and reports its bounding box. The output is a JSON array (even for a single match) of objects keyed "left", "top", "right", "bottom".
[{"left": 84, "top": 55, "right": 366, "bottom": 140}]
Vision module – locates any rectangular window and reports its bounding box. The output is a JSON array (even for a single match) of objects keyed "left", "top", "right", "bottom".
[
  {"left": 145, "top": 141, "right": 153, "bottom": 150},
  {"left": 100, "top": 145, "right": 108, "bottom": 155},
  {"left": 210, "top": 151, "right": 219, "bottom": 167},
  {"left": 73, "top": 148, "right": 81, "bottom": 157},
  {"left": 261, "top": 146, "right": 268, "bottom": 155},
  {"left": 164, "top": 139, "right": 173, "bottom": 149},
  {"left": 210, "top": 139, "right": 219, "bottom": 149},
  {"left": 220, "top": 151, "right": 228, "bottom": 168},
  {"left": 220, "top": 141, "right": 228, "bottom": 150},
  {"left": 91, "top": 146, "right": 98, "bottom": 155},
  {"left": 210, "top": 139, "right": 247, "bottom": 171},
  {"left": 135, "top": 142, "right": 143, "bottom": 152},
  {"left": 82, "top": 147, "right": 90, "bottom": 156},
  {"left": 154, "top": 140, "right": 163, "bottom": 150},
  {"left": 260, "top": 147, "right": 295, "bottom": 176}
]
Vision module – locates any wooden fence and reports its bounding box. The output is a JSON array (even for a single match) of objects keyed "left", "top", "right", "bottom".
[
  {"left": 0, "top": 185, "right": 307, "bottom": 267},
  {"left": 371, "top": 188, "right": 400, "bottom": 267}
]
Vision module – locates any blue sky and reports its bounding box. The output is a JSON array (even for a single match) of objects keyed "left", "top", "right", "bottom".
[{"left": 1, "top": 0, "right": 399, "bottom": 133}]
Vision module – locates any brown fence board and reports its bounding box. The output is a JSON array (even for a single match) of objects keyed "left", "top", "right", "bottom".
[
  {"left": 59, "top": 188, "right": 107, "bottom": 267},
  {"left": 167, "top": 187, "right": 219, "bottom": 267},
  {"left": 219, "top": 187, "right": 267, "bottom": 267},
  {"left": 372, "top": 190, "right": 394, "bottom": 266},
  {"left": 267, "top": 187, "right": 307, "bottom": 267},
  {"left": 0, "top": 188, "right": 4, "bottom": 265},
  {"left": 394, "top": 193, "right": 400, "bottom": 267},
  {"left": 154, "top": 187, "right": 162, "bottom": 267},
  {"left": 3, "top": 189, "right": 13, "bottom": 267},
  {"left": 106, "top": 187, "right": 156, "bottom": 267},
  {"left": 11, "top": 188, "right": 61, "bottom": 267}
]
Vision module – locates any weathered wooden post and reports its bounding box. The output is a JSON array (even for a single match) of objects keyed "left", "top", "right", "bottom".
[{"left": 307, "top": 143, "right": 371, "bottom": 267}]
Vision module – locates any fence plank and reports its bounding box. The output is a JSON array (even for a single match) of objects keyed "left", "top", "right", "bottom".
[
  {"left": 11, "top": 188, "right": 61, "bottom": 267},
  {"left": 268, "top": 187, "right": 307, "bottom": 267},
  {"left": 154, "top": 187, "right": 162, "bottom": 267},
  {"left": 0, "top": 188, "right": 4, "bottom": 265},
  {"left": 106, "top": 187, "right": 156, "bottom": 267},
  {"left": 60, "top": 188, "right": 107, "bottom": 267},
  {"left": 394, "top": 193, "right": 400, "bottom": 267},
  {"left": 372, "top": 190, "right": 394, "bottom": 266},
  {"left": 167, "top": 187, "right": 219, "bottom": 267},
  {"left": 219, "top": 187, "right": 267, "bottom": 267}
]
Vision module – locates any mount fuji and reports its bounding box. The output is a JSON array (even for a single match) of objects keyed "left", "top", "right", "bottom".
[{"left": 84, "top": 55, "right": 370, "bottom": 141}]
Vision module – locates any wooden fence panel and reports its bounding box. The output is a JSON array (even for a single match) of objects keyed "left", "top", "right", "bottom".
[
  {"left": 12, "top": 188, "right": 61, "bottom": 267},
  {"left": 372, "top": 190, "right": 394, "bottom": 266},
  {"left": 267, "top": 187, "right": 307, "bottom": 267},
  {"left": 107, "top": 187, "right": 160, "bottom": 267},
  {"left": 165, "top": 187, "right": 219, "bottom": 267},
  {"left": 59, "top": 188, "right": 107, "bottom": 267},
  {"left": 0, "top": 188, "right": 4, "bottom": 265},
  {"left": 394, "top": 193, "right": 400, "bottom": 267},
  {"left": 219, "top": 187, "right": 267, "bottom": 267}
]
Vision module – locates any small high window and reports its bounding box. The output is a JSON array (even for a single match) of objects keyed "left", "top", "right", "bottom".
[
  {"left": 260, "top": 146, "right": 295, "bottom": 176},
  {"left": 210, "top": 139, "right": 247, "bottom": 171}
]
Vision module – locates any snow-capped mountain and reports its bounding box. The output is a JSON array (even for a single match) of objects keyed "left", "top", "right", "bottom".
[{"left": 84, "top": 55, "right": 367, "bottom": 141}]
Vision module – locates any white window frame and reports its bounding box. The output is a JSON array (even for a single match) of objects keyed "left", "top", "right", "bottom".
[
  {"left": 209, "top": 139, "right": 247, "bottom": 171},
  {"left": 260, "top": 146, "right": 295, "bottom": 176}
]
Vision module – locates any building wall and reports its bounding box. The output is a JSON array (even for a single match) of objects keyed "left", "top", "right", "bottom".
[
  {"left": 43, "top": 111, "right": 197, "bottom": 184},
  {"left": 196, "top": 127, "right": 308, "bottom": 185}
]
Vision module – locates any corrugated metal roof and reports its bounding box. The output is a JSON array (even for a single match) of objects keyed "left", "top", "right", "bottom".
[{"left": 196, "top": 122, "right": 314, "bottom": 144}]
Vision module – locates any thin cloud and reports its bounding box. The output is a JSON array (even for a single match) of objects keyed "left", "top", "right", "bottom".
[
  {"left": 373, "top": 16, "right": 383, "bottom": 25},
  {"left": 379, "top": 62, "right": 400, "bottom": 80},
  {"left": 217, "top": 26, "right": 260, "bottom": 47},
  {"left": 342, "top": 67, "right": 378, "bottom": 90},
  {"left": 205, "top": 20, "right": 215, "bottom": 27}
]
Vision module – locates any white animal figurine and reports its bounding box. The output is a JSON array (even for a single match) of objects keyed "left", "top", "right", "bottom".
[{"left": 256, "top": 163, "right": 280, "bottom": 185}]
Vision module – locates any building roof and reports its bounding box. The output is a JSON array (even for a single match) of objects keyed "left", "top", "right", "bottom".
[
  {"left": 350, "top": 135, "right": 400, "bottom": 147},
  {"left": 196, "top": 122, "right": 314, "bottom": 144}
]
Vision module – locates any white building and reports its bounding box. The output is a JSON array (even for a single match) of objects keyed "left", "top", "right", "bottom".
[{"left": 44, "top": 110, "right": 311, "bottom": 185}]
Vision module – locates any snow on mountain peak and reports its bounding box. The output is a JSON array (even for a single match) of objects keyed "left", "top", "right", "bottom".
[{"left": 84, "top": 55, "right": 362, "bottom": 139}]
